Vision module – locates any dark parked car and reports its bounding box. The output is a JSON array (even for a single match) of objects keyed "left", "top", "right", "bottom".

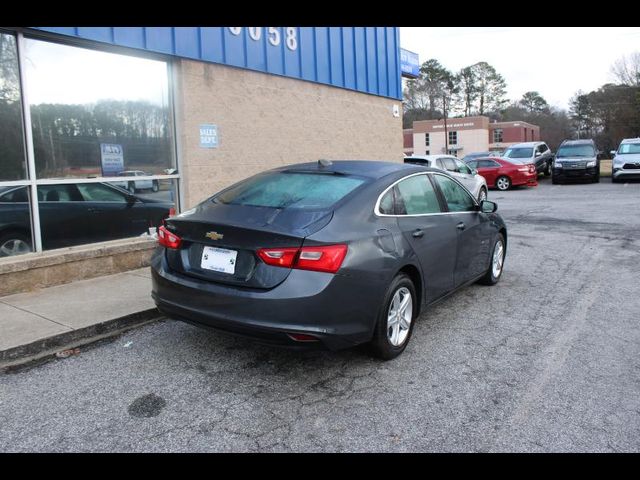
[
  {"left": 151, "top": 160, "right": 507, "bottom": 360},
  {"left": 0, "top": 182, "right": 173, "bottom": 256},
  {"left": 552, "top": 139, "right": 600, "bottom": 184},
  {"left": 462, "top": 151, "right": 493, "bottom": 163}
]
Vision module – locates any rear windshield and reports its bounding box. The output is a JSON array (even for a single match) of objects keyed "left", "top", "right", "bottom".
[
  {"left": 404, "top": 158, "right": 432, "bottom": 167},
  {"left": 619, "top": 143, "right": 640, "bottom": 154},
  {"left": 212, "top": 172, "right": 366, "bottom": 209},
  {"left": 503, "top": 147, "right": 533, "bottom": 159},
  {"left": 556, "top": 144, "right": 595, "bottom": 158}
]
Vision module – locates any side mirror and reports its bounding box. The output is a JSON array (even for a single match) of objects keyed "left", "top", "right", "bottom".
[
  {"left": 125, "top": 193, "right": 137, "bottom": 205},
  {"left": 610, "top": 150, "right": 617, "bottom": 156},
  {"left": 471, "top": 168, "right": 478, "bottom": 175},
  {"left": 535, "top": 151, "right": 542, "bottom": 157},
  {"left": 480, "top": 200, "right": 498, "bottom": 213}
]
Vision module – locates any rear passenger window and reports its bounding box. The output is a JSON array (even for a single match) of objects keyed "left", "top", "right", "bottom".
[
  {"left": 480, "top": 160, "right": 499, "bottom": 168},
  {"left": 394, "top": 175, "right": 441, "bottom": 215},
  {"left": 378, "top": 190, "right": 394, "bottom": 215}
]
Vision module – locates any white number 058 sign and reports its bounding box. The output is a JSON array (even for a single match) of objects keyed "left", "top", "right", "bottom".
[{"left": 228, "top": 27, "right": 298, "bottom": 51}]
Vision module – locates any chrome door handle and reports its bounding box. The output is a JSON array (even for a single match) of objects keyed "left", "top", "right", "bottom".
[
  {"left": 412, "top": 229, "right": 424, "bottom": 238},
  {"left": 456, "top": 222, "right": 466, "bottom": 231}
]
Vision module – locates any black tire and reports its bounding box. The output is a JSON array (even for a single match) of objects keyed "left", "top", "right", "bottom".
[
  {"left": 495, "top": 176, "right": 511, "bottom": 191},
  {"left": 552, "top": 176, "right": 560, "bottom": 185},
  {"left": 0, "top": 231, "right": 32, "bottom": 257},
  {"left": 592, "top": 175, "right": 600, "bottom": 183},
  {"left": 477, "top": 187, "right": 487, "bottom": 203},
  {"left": 369, "top": 273, "right": 417, "bottom": 360},
  {"left": 478, "top": 233, "right": 506, "bottom": 286},
  {"left": 152, "top": 180, "right": 159, "bottom": 192},
  {"left": 611, "top": 175, "right": 619, "bottom": 183},
  {"left": 544, "top": 161, "right": 552, "bottom": 176},
  {"left": 128, "top": 182, "right": 136, "bottom": 194}
]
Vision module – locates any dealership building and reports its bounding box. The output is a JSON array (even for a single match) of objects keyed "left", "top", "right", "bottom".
[
  {"left": 403, "top": 116, "right": 540, "bottom": 157},
  {"left": 0, "top": 27, "right": 410, "bottom": 294}
]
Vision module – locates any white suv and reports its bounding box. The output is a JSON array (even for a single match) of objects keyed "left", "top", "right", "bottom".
[
  {"left": 611, "top": 138, "right": 640, "bottom": 183},
  {"left": 404, "top": 155, "right": 489, "bottom": 202},
  {"left": 111, "top": 171, "right": 159, "bottom": 193}
]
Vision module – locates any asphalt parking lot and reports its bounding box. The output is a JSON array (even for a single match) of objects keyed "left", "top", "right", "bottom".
[{"left": 1, "top": 176, "right": 639, "bottom": 452}]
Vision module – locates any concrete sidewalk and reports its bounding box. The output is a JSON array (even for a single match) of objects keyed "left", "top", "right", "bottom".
[{"left": 0, "top": 268, "right": 161, "bottom": 369}]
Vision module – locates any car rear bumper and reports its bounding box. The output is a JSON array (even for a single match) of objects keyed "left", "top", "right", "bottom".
[
  {"left": 150, "top": 249, "right": 380, "bottom": 350},
  {"left": 512, "top": 172, "right": 538, "bottom": 187}
]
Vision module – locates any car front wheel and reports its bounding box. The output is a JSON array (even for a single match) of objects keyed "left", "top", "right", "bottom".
[
  {"left": 128, "top": 182, "right": 136, "bottom": 194},
  {"left": 370, "top": 273, "right": 417, "bottom": 360},
  {"left": 544, "top": 161, "right": 552, "bottom": 176},
  {"left": 478, "top": 234, "right": 505, "bottom": 286}
]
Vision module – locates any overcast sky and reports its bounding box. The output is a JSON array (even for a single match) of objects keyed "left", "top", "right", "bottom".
[
  {"left": 400, "top": 27, "right": 640, "bottom": 110},
  {"left": 23, "top": 39, "right": 168, "bottom": 107}
]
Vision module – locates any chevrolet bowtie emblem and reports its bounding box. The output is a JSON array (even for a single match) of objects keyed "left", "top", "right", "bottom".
[{"left": 205, "top": 231, "right": 224, "bottom": 240}]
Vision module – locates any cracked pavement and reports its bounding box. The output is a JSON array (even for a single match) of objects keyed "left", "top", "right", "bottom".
[{"left": 1, "top": 177, "right": 639, "bottom": 452}]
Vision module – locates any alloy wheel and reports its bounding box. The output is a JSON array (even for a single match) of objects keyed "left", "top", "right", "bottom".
[
  {"left": 0, "top": 238, "right": 31, "bottom": 257},
  {"left": 496, "top": 177, "right": 510, "bottom": 191},
  {"left": 387, "top": 287, "right": 413, "bottom": 347},
  {"left": 492, "top": 240, "right": 505, "bottom": 278}
]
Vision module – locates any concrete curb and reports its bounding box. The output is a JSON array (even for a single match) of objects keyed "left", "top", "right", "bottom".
[{"left": 0, "top": 308, "right": 162, "bottom": 371}]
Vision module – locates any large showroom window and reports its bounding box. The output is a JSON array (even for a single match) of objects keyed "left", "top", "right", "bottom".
[{"left": 0, "top": 30, "right": 179, "bottom": 257}]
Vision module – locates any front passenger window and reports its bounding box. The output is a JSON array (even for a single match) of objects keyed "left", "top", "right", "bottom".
[
  {"left": 394, "top": 175, "right": 441, "bottom": 215},
  {"left": 456, "top": 160, "right": 471, "bottom": 174},
  {"left": 434, "top": 175, "right": 476, "bottom": 212}
]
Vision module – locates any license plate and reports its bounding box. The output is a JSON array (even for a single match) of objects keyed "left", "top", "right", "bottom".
[{"left": 200, "top": 246, "right": 237, "bottom": 274}]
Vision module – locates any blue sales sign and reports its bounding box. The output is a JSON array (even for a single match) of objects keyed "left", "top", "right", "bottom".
[
  {"left": 199, "top": 124, "right": 218, "bottom": 148},
  {"left": 400, "top": 48, "right": 420, "bottom": 78}
]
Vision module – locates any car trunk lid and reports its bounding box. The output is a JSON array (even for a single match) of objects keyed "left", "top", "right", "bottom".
[{"left": 164, "top": 202, "right": 333, "bottom": 289}]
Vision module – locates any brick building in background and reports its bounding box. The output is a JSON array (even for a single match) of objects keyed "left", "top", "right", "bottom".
[{"left": 404, "top": 116, "right": 540, "bottom": 157}]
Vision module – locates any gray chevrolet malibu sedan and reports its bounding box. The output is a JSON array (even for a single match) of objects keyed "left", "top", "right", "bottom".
[{"left": 151, "top": 160, "right": 507, "bottom": 359}]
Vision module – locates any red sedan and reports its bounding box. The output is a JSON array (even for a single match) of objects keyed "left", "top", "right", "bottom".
[{"left": 466, "top": 157, "right": 538, "bottom": 191}]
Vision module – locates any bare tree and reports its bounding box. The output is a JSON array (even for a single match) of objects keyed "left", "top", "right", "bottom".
[{"left": 610, "top": 52, "right": 640, "bottom": 87}]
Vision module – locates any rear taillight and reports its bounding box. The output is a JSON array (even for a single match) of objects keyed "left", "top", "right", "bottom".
[
  {"left": 257, "top": 244, "right": 348, "bottom": 274},
  {"left": 257, "top": 247, "right": 299, "bottom": 268},
  {"left": 158, "top": 225, "right": 182, "bottom": 249}
]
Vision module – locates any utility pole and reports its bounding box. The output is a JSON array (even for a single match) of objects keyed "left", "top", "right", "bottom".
[{"left": 443, "top": 93, "right": 448, "bottom": 155}]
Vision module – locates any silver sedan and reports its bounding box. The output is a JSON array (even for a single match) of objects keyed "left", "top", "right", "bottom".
[{"left": 404, "top": 155, "right": 489, "bottom": 202}]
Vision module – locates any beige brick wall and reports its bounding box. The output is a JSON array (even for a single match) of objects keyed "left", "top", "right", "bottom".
[{"left": 174, "top": 59, "right": 403, "bottom": 208}]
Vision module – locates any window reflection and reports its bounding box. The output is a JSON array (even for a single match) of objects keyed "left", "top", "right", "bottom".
[
  {"left": 24, "top": 39, "right": 174, "bottom": 179},
  {"left": 0, "top": 185, "right": 33, "bottom": 257},
  {"left": 0, "top": 33, "right": 27, "bottom": 181},
  {"left": 38, "top": 180, "right": 176, "bottom": 251}
]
